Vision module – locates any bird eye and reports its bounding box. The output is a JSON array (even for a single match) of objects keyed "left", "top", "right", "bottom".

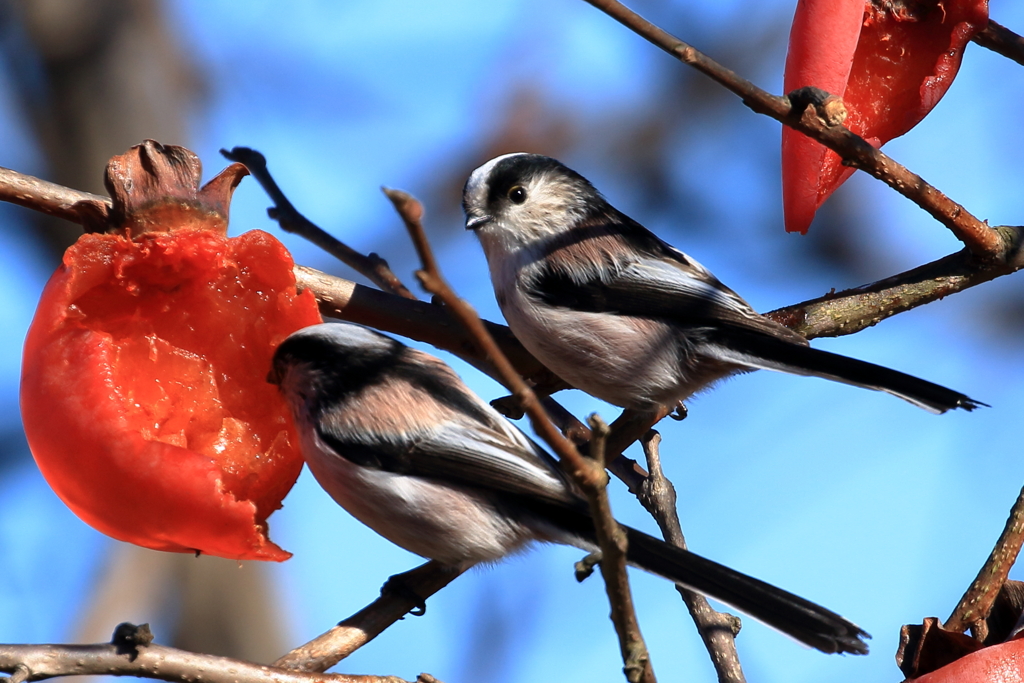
[{"left": 507, "top": 186, "right": 527, "bottom": 204}]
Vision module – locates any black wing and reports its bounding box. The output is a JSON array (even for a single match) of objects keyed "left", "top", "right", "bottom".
[
  {"left": 317, "top": 416, "right": 579, "bottom": 505},
  {"left": 527, "top": 214, "right": 807, "bottom": 343}
]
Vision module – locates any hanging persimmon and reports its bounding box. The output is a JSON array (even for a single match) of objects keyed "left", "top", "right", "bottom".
[
  {"left": 20, "top": 141, "right": 321, "bottom": 561},
  {"left": 782, "top": 0, "right": 989, "bottom": 234}
]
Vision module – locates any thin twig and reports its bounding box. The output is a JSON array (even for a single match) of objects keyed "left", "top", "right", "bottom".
[
  {"left": 640, "top": 433, "right": 745, "bottom": 683},
  {"left": 581, "top": 0, "right": 1004, "bottom": 261},
  {"left": 383, "top": 186, "right": 655, "bottom": 683},
  {"left": 972, "top": 19, "right": 1024, "bottom": 67},
  {"left": 588, "top": 416, "right": 654, "bottom": 683},
  {"left": 383, "top": 188, "right": 595, "bottom": 485},
  {"left": 221, "top": 147, "right": 416, "bottom": 299},
  {"left": 944, "top": 485, "right": 1024, "bottom": 636},
  {"left": 508, "top": 399, "right": 657, "bottom": 495},
  {"left": 275, "top": 562, "right": 464, "bottom": 672},
  {"left": 490, "top": 397, "right": 656, "bottom": 495},
  {"left": 504, "top": 416, "right": 747, "bottom": 682},
  {"left": 604, "top": 410, "right": 663, "bottom": 494}
]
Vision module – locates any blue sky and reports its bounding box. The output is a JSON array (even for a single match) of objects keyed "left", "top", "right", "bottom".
[{"left": 2, "top": 2, "right": 1024, "bottom": 682}]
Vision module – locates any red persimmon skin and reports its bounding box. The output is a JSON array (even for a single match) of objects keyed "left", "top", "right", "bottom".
[
  {"left": 910, "top": 638, "right": 1024, "bottom": 682},
  {"left": 782, "top": 0, "right": 989, "bottom": 234},
  {"left": 21, "top": 228, "right": 321, "bottom": 561},
  {"left": 782, "top": 0, "right": 864, "bottom": 235}
]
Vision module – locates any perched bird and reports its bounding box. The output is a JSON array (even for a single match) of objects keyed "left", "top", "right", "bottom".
[
  {"left": 462, "top": 152, "right": 984, "bottom": 414},
  {"left": 270, "top": 322, "right": 869, "bottom": 654}
]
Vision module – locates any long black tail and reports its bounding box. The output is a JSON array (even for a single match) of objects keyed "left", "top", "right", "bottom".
[
  {"left": 705, "top": 326, "right": 985, "bottom": 414},
  {"left": 534, "top": 499, "right": 870, "bottom": 655},
  {"left": 623, "top": 526, "right": 869, "bottom": 655}
]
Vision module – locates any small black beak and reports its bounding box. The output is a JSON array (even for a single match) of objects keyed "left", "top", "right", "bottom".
[{"left": 465, "top": 214, "right": 492, "bottom": 231}]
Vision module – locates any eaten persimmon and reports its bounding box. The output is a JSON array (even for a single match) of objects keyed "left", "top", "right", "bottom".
[{"left": 20, "top": 141, "right": 321, "bottom": 561}]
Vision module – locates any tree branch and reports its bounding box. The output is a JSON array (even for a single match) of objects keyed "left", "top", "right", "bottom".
[
  {"left": 383, "top": 187, "right": 655, "bottom": 683},
  {"left": 972, "top": 20, "right": 1024, "bottom": 67},
  {"left": 944, "top": 485, "right": 1024, "bottom": 637},
  {"left": 0, "top": 165, "right": 109, "bottom": 228},
  {"left": 767, "top": 226, "right": 1024, "bottom": 339},
  {"left": 581, "top": 0, "right": 1004, "bottom": 261},
  {"left": 0, "top": 624, "right": 431, "bottom": 683},
  {"left": 587, "top": 416, "right": 654, "bottom": 683},
  {"left": 639, "top": 432, "right": 745, "bottom": 683},
  {"left": 383, "top": 188, "right": 599, "bottom": 488},
  {"left": 275, "top": 562, "right": 465, "bottom": 673},
  {"left": 293, "top": 264, "right": 568, "bottom": 394}
]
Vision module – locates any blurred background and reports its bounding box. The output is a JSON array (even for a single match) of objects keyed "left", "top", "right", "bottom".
[{"left": 1, "top": 1, "right": 1023, "bottom": 681}]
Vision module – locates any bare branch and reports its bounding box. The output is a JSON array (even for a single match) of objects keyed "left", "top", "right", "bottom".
[
  {"left": 221, "top": 147, "right": 417, "bottom": 299},
  {"left": 275, "top": 562, "right": 464, "bottom": 672},
  {"left": 603, "top": 410, "right": 663, "bottom": 494},
  {"left": 640, "top": 433, "right": 745, "bottom": 683},
  {"left": 383, "top": 186, "right": 655, "bottom": 683},
  {"left": 581, "top": 0, "right": 1004, "bottom": 260},
  {"left": 0, "top": 624, "right": 420, "bottom": 683},
  {"left": 293, "top": 265, "right": 567, "bottom": 392},
  {"left": 767, "top": 226, "right": 1024, "bottom": 339},
  {"left": 587, "top": 416, "right": 654, "bottom": 683},
  {"left": 944, "top": 485, "right": 1024, "bottom": 636},
  {"left": 296, "top": 246, "right": 656, "bottom": 496},
  {"left": 489, "top": 396, "right": 656, "bottom": 496},
  {"left": 382, "top": 188, "right": 594, "bottom": 485},
  {"left": 972, "top": 20, "right": 1024, "bottom": 66},
  {"left": 518, "top": 371, "right": 746, "bottom": 680},
  {"left": 0, "top": 165, "right": 109, "bottom": 229}
]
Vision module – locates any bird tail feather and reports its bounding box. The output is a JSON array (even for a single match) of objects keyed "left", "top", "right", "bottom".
[
  {"left": 537, "top": 500, "right": 870, "bottom": 655},
  {"left": 623, "top": 526, "right": 869, "bottom": 655},
  {"left": 704, "top": 326, "right": 985, "bottom": 413}
]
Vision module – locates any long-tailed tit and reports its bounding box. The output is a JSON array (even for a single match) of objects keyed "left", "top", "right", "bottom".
[
  {"left": 270, "top": 322, "right": 868, "bottom": 654},
  {"left": 463, "top": 153, "right": 984, "bottom": 414}
]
